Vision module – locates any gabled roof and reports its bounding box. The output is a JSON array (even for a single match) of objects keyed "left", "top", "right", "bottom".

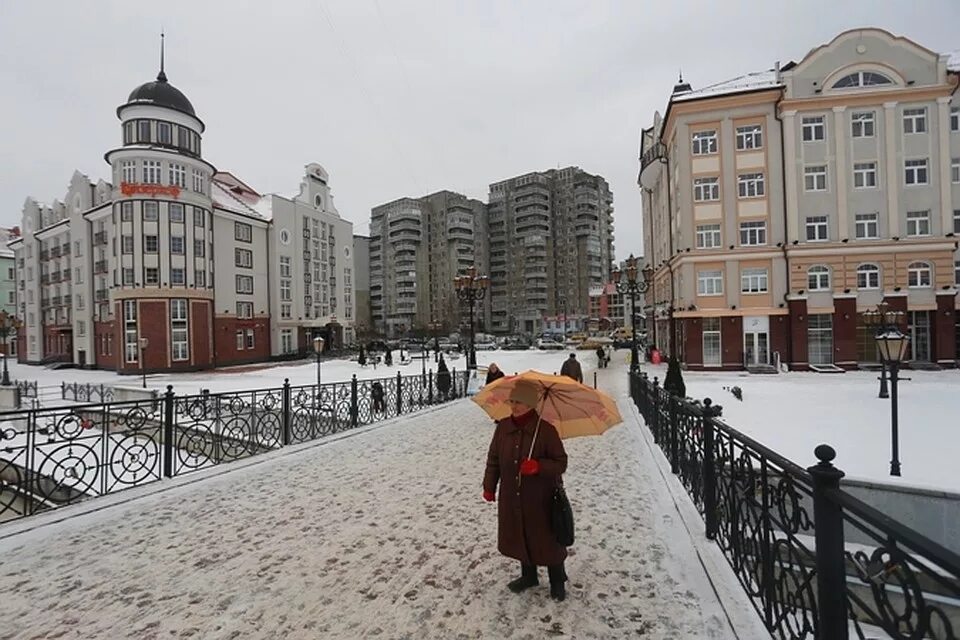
[
  {"left": 947, "top": 50, "right": 960, "bottom": 72},
  {"left": 671, "top": 69, "right": 783, "bottom": 103},
  {"left": 211, "top": 172, "right": 265, "bottom": 220}
]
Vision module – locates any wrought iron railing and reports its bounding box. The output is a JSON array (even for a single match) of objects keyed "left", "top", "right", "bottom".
[
  {"left": 628, "top": 371, "right": 960, "bottom": 639},
  {"left": 15, "top": 380, "right": 38, "bottom": 399},
  {"left": 62, "top": 382, "right": 114, "bottom": 403},
  {"left": 0, "top": 370, "right": 469, "bottom": 523}
]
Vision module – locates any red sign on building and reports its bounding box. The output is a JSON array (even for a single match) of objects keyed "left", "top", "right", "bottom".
[{"left": 120, "top": 182, "right": 181, "bottom": 198}]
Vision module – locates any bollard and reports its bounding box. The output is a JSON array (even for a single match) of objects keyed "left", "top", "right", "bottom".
[
  {"left": 163, "top": 385, "right": 175, "bottom": 478},
  {"left": 282, "top": 378, "right": 291, "bottom": 445}
]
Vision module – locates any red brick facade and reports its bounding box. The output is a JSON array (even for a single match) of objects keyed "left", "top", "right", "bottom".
[
  {"left": 788, "top": 299, "right": 809, "bottom": 370},
  {"left": 213, "top": 316, "right": 271, "bottom": 367},
  {"left": 935, "top": 293, "right": 957, "bottom": 366},
  {"left": 832, "top": 297, "right": 858, "bottom": 369}
]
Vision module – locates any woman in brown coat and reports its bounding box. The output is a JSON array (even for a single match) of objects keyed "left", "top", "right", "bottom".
[{"left": 482, "top": 380, "right": 569, "bottom": 601}]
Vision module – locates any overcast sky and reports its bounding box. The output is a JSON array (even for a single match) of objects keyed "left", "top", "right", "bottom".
[{"left": 1, "top": 1, "right": 958, "bottom": 260}]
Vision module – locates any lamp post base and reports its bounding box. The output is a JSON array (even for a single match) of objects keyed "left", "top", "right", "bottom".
[{"left": 890, "top": 461, "right": 901, "bottom": 476}]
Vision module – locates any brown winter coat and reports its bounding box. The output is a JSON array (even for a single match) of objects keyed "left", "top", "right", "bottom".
[
  {"left": 483, "top": 412, "right": 569, "bottom": 566},
  {"left": 560, "top": 358, "right": 583, "bottom": 383}
]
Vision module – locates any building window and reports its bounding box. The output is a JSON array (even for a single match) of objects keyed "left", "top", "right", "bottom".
[
  {"left": 955, "top": 260, "right": 960, "bottom": 286},
  {"left": 851, "top": 111, "right": 875, "bottom": 138},
  {"left": 121, "top": 235, "right": 134, "bottom": 254},
  {"left": 193, "top": 206, "right": 206, "bottom": 227},
  {"left": 235, "top": 222, "right": 253, "bottom": 242},
  {"left": 120, "top": 201, "right": 133, "bottom": 222},
  {"left": 236, "top": 330, "right": 244, "bottom": 351},
  {"left": 137, "top": 120, "right": 151, "bottom": 143},
  {"left": 955, "top": 210, "right": 960, "bottom": 234},
  {"left": 171, "top": 236, "right": 185, "bottom": 254},
  {"left": 144, "top": 235, "right": 158, "bottom": 253},
  {"left": 142, "top": 160, "right": 162, "bottom": 184},
  {"left": 157, "top": 122, "right": 172, "bottom": 145},
  {"left": 169, "top": 202, "right": 185, "bottom": 223},
  {"left": 739, "top": 221, "right": 766, "bottom": 246},
  {"left": 832, "top": 71, "right": 892, "bottom": 89},
  {"left": 951, "top": 107, "right": 959, "bottom": 132},
  {"left": 691, "top": 130, "right": 717, "bottom": 155},
  {"left": 145, "top": 267, "right": 159, "bottom": 285},
  {"left": 245, "top": 328, "right": 255, "bottom": 350},
  {"left": 807, "top": 265, "right": 831, "bottom": 291},
  {"left": 952, "top": 159, "right": 960, "bottom": 184},
  {"left": 903, "top": 107, "right": 927, "bottom": 134},
  {"left": 144, "top": 201, "right": 159, "bottom": 221},
  {"left": 697, "top": 270, "right": 723, "bottom": 296},
  {"left": 853, "top": 162, "right": 877, "bottom": 188},
  {"left": 195, "top": 271, "right": 205, "bottom": 287},
  {"left": 855, "top": 213, "right": 879, "bottom": 239},
  {"left": 857, "top": 264, "right": 880, "bottom": 290},
  {"left": 281, "top": 329, "right": 293, "bottom": 354},
  {"left": 281, "top": 304, "right": 291, "bottom": 319},
  {"left": 236, "top": 301, "right": 253, "bottom": 319},
  {"left": 805, "top": 216, "right": 829, "bottom": 241},
  {"left": 808, "top": 315, "right": 834, "bottom": 366},
  {"left": 121, "top": 161, "right": 137, "bottom": 183},
  {"left": 236, "top": 274, "right": 254, "bottom": 294},
  {"left": 904, "top": 159, "right": 929, "bottom": 185},
  {"left": 741, "top": 267, "right": 768, "bottom": 293},
  {"left": 804, "top": 165, "right": 827, "bottom": 191},
  {"left": 280, "top": 256, "right": 291, "bottom": 277},
  {"left": 170, "top": 267, "right": 185, "bottom": 286},
  {"left": 693, "top": 177, "right": 720, "bottom": 202},
  {"left": 702, "top": 317, "right": 721, "bottom": 366},
  {"left": 280, "top": 279, "right": 291, "bottom": 302},
  {"left": 76, "top": 294, "right": 84, "bottom": 310},
  {"left": 735, "top": 125, "right": 762, "bottom": 150},
  {"left": 194, "top": 239, "right": 205, "bottom": 257},
  {"left": 192, "top": 169, "right": 204, "bottom": 194},
  {"left": 171, "top": 299, "right": 189, "bottom": 361},
  {"left": 802, "top": 116, "right": 826, "bottom": 142},
  {"left": 737, "top": 173, "right": 765, "bottom": 198},
  {"left": 906, "top": 210, "right": 930, "bottom": 237},
  {"left": 124, "top": 300, "right": 138, "bottom": 363},
  {"left": 235, "top": 248, "right": 253, "bottom": 268},
  {"left": 169, "top": 164, "right": 186, "bottom": 188},
  {"left": 122, "top": 268, "right": 135, "bottom": 285},
  {"left": 907, "top": 261, "right": 931, "bottom": 288}
]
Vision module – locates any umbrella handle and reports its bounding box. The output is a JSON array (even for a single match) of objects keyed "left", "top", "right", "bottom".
[{"left": 518, "top": 389, "right": 551, "bottom": 487}]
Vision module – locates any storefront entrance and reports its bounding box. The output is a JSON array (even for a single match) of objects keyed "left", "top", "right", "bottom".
[
  {"left": 743, "top": 316, "right": 769, "bottom": 366},
  {"left": 907, "top": 311, "right": 931, "bottom": 362}
]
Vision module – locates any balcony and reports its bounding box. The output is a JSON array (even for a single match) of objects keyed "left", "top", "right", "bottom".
[
  {"left": 41, "top": 275, "right": 50, "bottom": 285},
  {"left": 95, "top": 289, "right": 109, "bottom": 302},
  {"left": 51, "top": 296, "right": 62, "bottom": 306},
  {"left": 50, "top": 246, "right": 61, "bottom": 258},
  {"left": 93, "top": 231, "right": 107, "bottom": 246},
  {"left": 388, "top": 230, "right": 421, "bottom": 243},
  {"left": 94, "top": 260, "right": 108, "bottom": 274},
  {"left": 61, "top": 244, "right": 70, "bottom": 256},
  {"left": 40, "top": 250, "right": 49, "bottom": 261},
  {"left": 50, "top": 273, "right": 61, "bottom": 284}
]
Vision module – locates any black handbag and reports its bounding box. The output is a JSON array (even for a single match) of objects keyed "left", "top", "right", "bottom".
[{"left": 551, "top": 486, "right": 575, "bottom": 546}]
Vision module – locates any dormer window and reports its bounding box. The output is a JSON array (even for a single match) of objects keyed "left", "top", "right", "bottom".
[{"left": 831, "top": 71, "right": 893, "bottom": 89}]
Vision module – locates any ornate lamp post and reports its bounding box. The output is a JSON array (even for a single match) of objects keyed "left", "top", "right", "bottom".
[
  {"left": 0, "top": 311, "right": 22, "bottom": 386},
  {"left": 611, "top": 255, "right": 654, "bottom": 372},
  {"left": 876, "top": 328, "right": 910, "bottom": 476},
  {"left": 454, "top": 266, "right": 488, "bottom": 370},
  {"left": 313, "top": 336, "right": 325, "bottom": 388},
  {"left": 138, "top": 337, "right": 149, "bottom": 388},
  {"left": 862, "top": 302, "right": 905, "bottom": 399},
  {"left": 428, "top": 321, "right": 442, "bottom": 362}
]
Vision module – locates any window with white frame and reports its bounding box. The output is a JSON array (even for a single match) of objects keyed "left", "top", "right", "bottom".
[
  {"left": 807, "top": 265, "right": 831, "bottom": 291},
  {"left": 157, "top": 122, "right": 172, "bottom": 145},
  {"left": 145, "top": 267, "right": 159, "bottom": 285},
  {"left": 194, "top": 239, "right": 205, "bottom": 256},
  {"left": 741, "top": 267, "right": 768, "bottom": 293},
  {"left": 121, "top": 161, "right": 137, "bottom": 183},
  {"left": 952, "top": 159, "right": 960, "bottom": 184},
  {"left": 236, "top": 274, "right": 254, "bottom": 294},
  {"left": 170, "top": 236, "right": 185, "bottom": 254},
  {"left": 857, "top": 264, "right": 880, "bottom": 289},
  {"left": 903, "top": 107, "right": 927, "bottom": 134},
  {"left": 853, "top": 162, "right": 877, "bottom": 188},
  {"left": 280, "top": 278, "right": 291, "bottom": 302},
  {"left": 193, "top": 207, "right": 205, "bottom": 227},
  {"left": 739, "top": 221, "right": 766, "bottom": 246},
  {"left": 236, "top": 301, "right": 253, "bottom": 319},
  {"left": 144, "top": 235, "right": 158, "bottom": 253},
  {"left": 235, "top": 248, "right": 253, "bottom": 268},
  {"left": 142, "top": 160, "right": 162, "bottom": 184},
  {"left": 76, "top": 294, "right": 84, "bottom": 310},
  {"left": 906, "top": 210, "right": 930, "bottom": 237},
  {"left": 855, "top": 213, "right": 879, "bottom": 239},
  {"left": 281, "top": 329, "right": 294, "bottom": 354},
  {"left": 280, "top": 256, "right": 291, "bottom": 277},
  {"left": 805, "top": 216, "right": 829, "bottom": 241},
  {"left": 702, "top": 317, "right": 721, "bottom": 366},
  {"left": 169, "top": 163, "right": 186, "bottom": 188},
  {"left": 124, "top": 300, "right": 138, "bottom": 363},
  {"left": 804, "top": 165, "right": 827, "bottom": 191},
  {"left": 235, "top": 331, "right": 244, "bottom": 351},
  {"left": 281, "top": 304, "right": 291, "bottom": 319},
  {"left": 738, "top": 173, "right": 765, "bottom": 198},
  {"left": 245, "top": 329, "right": 254, "bottom": 350},
  {"left": 121, "top": 235, "right": 134, "bottom": 254},
  {"left": 691, "top": 130, "right": 718, "bottom": 155},
  {"left": 693, "top": 177, "right": 720, "bottom": 202},
  {"left": 851, "top": 111, "right": 875, "bottom": 138},
  {"left": 235, "top": 222, "right": 252, "bottom": 242},
  {"left": 170, "top": 267, "right": 185, "bottom": 286},
  {"left": 171, "top": 299, "right": 189, "bottom": 361},
  {"left": 144, "top": 201, "right": 159, "bottom": 221},
  {"left": 192, "top": 169, "right": 204, "bottom": 194},
  {"left": 169, "top": 203, "right": 184, "bottom": 223},
  {"left": 122, "top": 268, "right": 134, "bottom": 285},
  {"left": 907, "top": 261, "right": 931, "bottom": 288},
  {"left": 904, "top": 159, "right": 928, "bottom": 185},
  {"left": 736, "top": 125, "right": 762, "bottom": 150},
  {"left": 832, "top": 71, "right": 893, "bottom": 89},
  {"left": 697, "top": 270, "right": 723, "bottom": 296},
  {"left": 802, "top": 116, "right": 826, "bottom": 142},
  {"left": 195, "top": 271, "right": 205, "bottom": 287}
]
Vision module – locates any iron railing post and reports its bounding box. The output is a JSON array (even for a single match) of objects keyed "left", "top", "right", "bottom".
[
  {"left": 651, "top": 377, "right": 660, "bottom": 443},
  {"left": 702, "top": 398, "right": 718, "bottom": 540},
  {"left": 282, "top": 378, "right": 291, "bottom": 446},
  {"left": 350, "top": 375, "right": 358, "bottom": 427},
  {"left": 396, "top": 371, "right": 403, "bottom": 415},
  {"left": 452, "top": 368, "right": 457, "bottom": 399},
  {"left": 759, "top": 458, "right": 775, "bottom": 628},
  {"left": 428, "top": 370, "right": 434, "bottom": 404},
  {"left": 163, "top": 385, "right": 174, "bottom": 478},
  {"left": 808, "top": 444, "right": 848, "bottom": 640},
  {"left": 593, "top": 370, "right": 597, "bottom": 389},
  {"left": 669, "top": 394, "right": 680, "bottom": 474}
]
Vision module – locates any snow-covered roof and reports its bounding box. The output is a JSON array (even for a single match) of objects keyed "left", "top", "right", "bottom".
[
  {"left": 671, "top": 70, "right": 781, "bottom": 103},
  {"left": 947, "top": 50, "right": 960, "bottom": 72},
  {"left": 210, "top": 173, "right": 267, "bottom": 220}
]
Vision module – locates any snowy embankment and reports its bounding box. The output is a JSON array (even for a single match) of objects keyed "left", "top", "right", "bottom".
[{"left": 0, "top": 367, "right": 757, "bottom": 640}]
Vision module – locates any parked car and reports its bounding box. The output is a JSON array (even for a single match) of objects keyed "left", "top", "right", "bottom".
[
  {"left": 474, "top": 341, "right": 498, "bottom": 351},
  {"left": 537, "top": 338, "right": 565, "bottom": 350}
]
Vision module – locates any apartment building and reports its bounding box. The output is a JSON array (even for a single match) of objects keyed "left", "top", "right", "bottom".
[
  {"left": 0, "top": 228, "right": 16, "bottom": 357},
  {"left": 640, "top": 28, "right": 960, "bottom": 370},
  {"left": 488, "top": 167, "right": 614, "bottom": 335},
  {"left": 352, "top": 234, "right": 371, "bottom": 336},
  {"left": 10, "top": 59, "right": 355, "bottom": 372}
]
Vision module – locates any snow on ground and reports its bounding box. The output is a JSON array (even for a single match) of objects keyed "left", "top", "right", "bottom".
[
  {"left": 0, "top": 367, "right": 754, "bottom": 640},
  {"left": 636, "top": 362, "right": 960, "bottom": 493}
]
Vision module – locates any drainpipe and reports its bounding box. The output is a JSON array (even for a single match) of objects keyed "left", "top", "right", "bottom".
[{"left": 774, "top": 61, "right": 793, "bottom": 369}]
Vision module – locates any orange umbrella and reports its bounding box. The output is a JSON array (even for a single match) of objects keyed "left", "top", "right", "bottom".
[{"left": 471, "top": 370, "right": 622, "bottom": 439}]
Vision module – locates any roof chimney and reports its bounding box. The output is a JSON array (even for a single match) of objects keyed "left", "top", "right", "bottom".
[{"left": 775, "top": 60, "right": 781, "bottom": 83}]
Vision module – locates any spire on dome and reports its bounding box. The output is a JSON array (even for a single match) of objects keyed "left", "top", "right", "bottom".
[{"left": 157, "top": 30, "right": 167, "bottom": 83}]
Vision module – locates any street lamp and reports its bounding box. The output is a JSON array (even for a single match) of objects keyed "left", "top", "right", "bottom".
[
  {"left": 428, "top": 321, "right": 442, "bottom": 362},
  {"left": 138, "top": 337, "right": 149, "bottom": 388},
  {"left": 0, "top": 311, "right": 22, "bottom": 386},
  {"left": 454, "top": 266, "right": 488, "bottom": 370},
  {"left": 876, "top": 328, "right": 910, "bottom": 477},
  {"left": 313, "top": 336, "right": 325, "bottom": 388},
  {"left": 559, "top": 297, "right": 567, "bottom": 338},
  {"left": 611, "top": 255, "right": 654, "bottom": 372},
  {"left": 862, "top": 302, "right": 906, "bottom": 399}
]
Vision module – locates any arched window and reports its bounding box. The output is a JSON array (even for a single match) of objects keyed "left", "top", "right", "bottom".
[
  {"left": 832, "top": 71, "right": 894, "bottom": 89},
  {"left": 907, "top": 261, "right": 932, "bottom": 288},
  {"left": 807, "top": 265, "right": 831, "bottom": 291},
  {"left": 856, "top": 264, "right": 880, "bottom": 290}
]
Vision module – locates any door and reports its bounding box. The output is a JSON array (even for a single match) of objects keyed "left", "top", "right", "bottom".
[
  {"left": 907, "top": 311, "right": 931, "bottom": 362},
  {"left": 743, "top": 332, "right": 770, "bottom": 366}
]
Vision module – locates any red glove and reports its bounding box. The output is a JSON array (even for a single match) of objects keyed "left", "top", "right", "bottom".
[
  {"left": 519, "top": 458, "right": 540, "bottom": 476},
  {"left": 483, "top": 490, "right": 496, "bottom": 502}
]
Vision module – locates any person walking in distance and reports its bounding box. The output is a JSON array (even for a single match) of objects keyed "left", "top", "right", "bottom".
[
  {"left": 482, "top": 380, "right": 569, "bottom": 601},
  {"left": 485, "top": 362, "right": 505, "bottom": 386},
  {"left": 560, "top": 353, "right": 583, "bottom": 383}
]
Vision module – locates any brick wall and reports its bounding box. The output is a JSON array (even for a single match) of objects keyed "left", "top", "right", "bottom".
[{"left": 214, "top": 316, "right": 271, "bottom": 366}]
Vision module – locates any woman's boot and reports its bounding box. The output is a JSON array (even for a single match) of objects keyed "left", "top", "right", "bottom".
[
  {"left": 507, "top": 563, "right": 538, "bottom": 593},
  {"left": 547, "top": 564, "right": 567, "bottom": 601}
]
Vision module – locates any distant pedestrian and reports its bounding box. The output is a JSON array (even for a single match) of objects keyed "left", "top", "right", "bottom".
[
  {"left": 436, "top": 355, "right": 451, "bottom": 400},
  {"left": 486, "top": 362, "right": 505, "bottom": 386},
  {"left": 595, "top": 346, "right": 606, "bottom": 369},
  {"left": 560, "top": 353, "right": 583, "bottom": 383},
  {"left": 371, "top": 381, "right": 385, "bottom": 413}
]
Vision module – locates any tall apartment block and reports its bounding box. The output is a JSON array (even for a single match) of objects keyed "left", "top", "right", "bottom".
[
  {"left": 640, "top": 28, "right": 960, "bottom": 370},
  {"left": 369, "top": 191, "right": 488, "bottom": 337},
  {"left": 487, "top": 167, "right": 614, "bottom": 335}
]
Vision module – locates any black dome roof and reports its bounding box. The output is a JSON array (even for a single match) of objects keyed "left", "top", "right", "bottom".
[{"left": 125, "top": 70, "right": 196, "bottom": 117}]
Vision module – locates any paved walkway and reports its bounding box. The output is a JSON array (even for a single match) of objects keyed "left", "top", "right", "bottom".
[{"left": 0, "top": 367, "right": 759, "bottom": 639}]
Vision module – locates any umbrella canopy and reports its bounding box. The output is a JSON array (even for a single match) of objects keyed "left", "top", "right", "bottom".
[{"left": 471, "top": 370, "right": 622, "bottom": 439}]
